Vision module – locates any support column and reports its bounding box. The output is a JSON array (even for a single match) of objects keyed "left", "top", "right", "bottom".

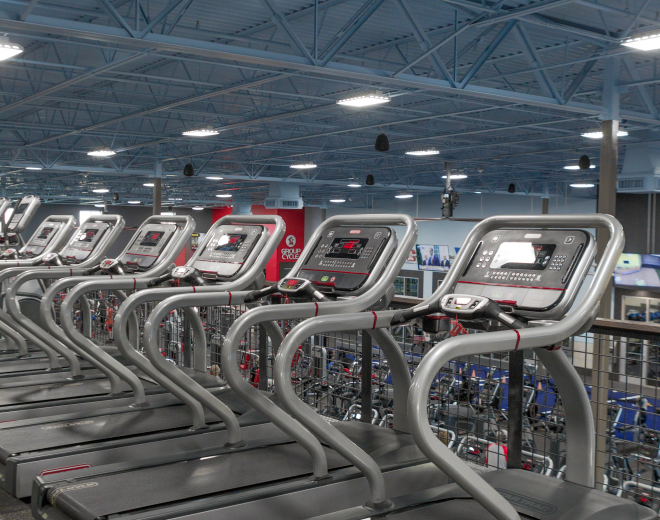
[
  {"left": 591, "top": 57, "right": 620, "bottom": 489},
  {"left": 153, "top": 148, "right": 163, "bottom": 215},
  {"left": 360, "top": 331, "right": 373, "bottom": 424}
]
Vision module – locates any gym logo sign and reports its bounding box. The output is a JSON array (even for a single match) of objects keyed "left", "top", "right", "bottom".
[
  {"left": 496, "top": 489, "right": 557, "bottom": 515},
  {"left": 281, "top": 235, "right": 301, "bottom": 261}
]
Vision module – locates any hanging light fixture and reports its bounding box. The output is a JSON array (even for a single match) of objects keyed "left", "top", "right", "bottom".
[
  {"left": 290, "top": 163, "right": 317, "bottom": 169},
  {"left": 127, "top": 200, "right": 141, "bottom": 204},
  {"left": 216, "top": 193, "right": 232, "bottom": 198},
  {"left": 570, "top": 183, "right": 595, "bottom": 188},
  {"left": 182, "top": 126, "right": 219, "bottom": 137},
  {"left": 330, "top": 199, "right": 346, "bottom": 203},
  {"left": 622, "top": 31, "right": 660, "bottom": 51},
  {"left": 337, "top": 92, "right": 390, "bottom": 107},
  {"left": 395, "top": 193, "right": 413, "bottom": 199},
  {"left": 441, "top": 174, "right": 468, "bottom": 179},
  {"left": 581, "top": 130, "right": 628, "bottom": 139},
  {"left": 192, "top": 206, "right": 204, "bottom": 210},
  {"left": 0, "top": 40, "right": 23, "bottom": 61},
  {"left": 87, "top": 149, "right": 116, "bottom": 157},
  {"left": 92, "top": 188, "right": 110, "bottom": 193},
  {"left": 406, "top": 148, "right": 439, "bottom": 156}
]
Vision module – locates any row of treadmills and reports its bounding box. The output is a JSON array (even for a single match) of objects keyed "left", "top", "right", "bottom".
[{"left": 0, "top": 195, "right": 651, "bottom": 520}]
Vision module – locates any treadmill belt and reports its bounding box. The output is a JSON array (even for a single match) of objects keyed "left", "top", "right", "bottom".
[
  {"left": 0, "top": 407, "right": 221, "bottom": 461},
  {"left": 48, "top": 444, "right": 351, "bottom": 520},
  {"left": 0, "top": 379, "right": 124, "bottom": 406},
  {"left": 390, "top": 499, "right": 500, "bottom": 520},
  {"left": 0, "top": 357, "right": 66, "bottom": 374}
]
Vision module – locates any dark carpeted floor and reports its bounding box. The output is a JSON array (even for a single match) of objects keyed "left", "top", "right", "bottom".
[{"left": 0, "top": 488, "right": 31, "bottom": 520}]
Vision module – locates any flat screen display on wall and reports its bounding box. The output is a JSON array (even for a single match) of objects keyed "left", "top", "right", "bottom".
[
  {"left": 416, "top": 244, "right": 451, "bottom": 271},
  {"left": 614, "top": 253, "right": 660, "bottom": 287}
]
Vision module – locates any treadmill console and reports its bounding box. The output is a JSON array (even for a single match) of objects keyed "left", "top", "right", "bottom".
[
  {"left": 6, "top": 195, "right": 40, "bottom": 232},
  {"left": 59, "top": 221, "right": 111, "bottom": 263},
  {"left": 192, "top": 224, "right": 266, "bottom": 280},
  {"left": 22, "top": 221, "right": 65, "bottom": 257},
  {"left": 299, "top": 226, "right": 393, "bottom": 293},
  {"left": 455, "top": 229, "right": 595, "bottom": 318},
  {"left": 119, "top": 224, "right": 178, "bottom": 270}
]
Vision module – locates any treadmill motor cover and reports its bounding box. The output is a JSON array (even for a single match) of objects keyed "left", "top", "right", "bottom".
[
  {"left": 59, "top": 222, "right": 111, "bottom": 263},
  {"left": 299, "top": 226, "right": 392, "bottom": 293},
  {"left": 455, "top": 229, "right": 592, "bottom": 317},
  {"left": 119, "top": 224, "right": 178, "bottom": 270},
  {"left": 193, "top": 224, "right": 265, "bottom": 280},
  {"left": 23, "top": 221, "right": 65, "bottom": 257}
]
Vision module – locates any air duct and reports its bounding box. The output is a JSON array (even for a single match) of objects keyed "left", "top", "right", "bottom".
[
  {"left": 264, "top": 182, "right": 304, "bottom": 209},
  {"left": 619, "top": 141, "right": 660, "bottom": 193}
]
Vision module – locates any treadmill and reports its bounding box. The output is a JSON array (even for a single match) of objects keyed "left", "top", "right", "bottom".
[
  {"left": 0, "top": 214, "right": 125, "bottom": 373},
  {"left": 0, "top": 215, "right": 193, "bottom": 422},
  {"left": 275, "top": 214, "right": 655, "bottom": 520},
  {"left": 0, "top": 195, "right": 41, "bottom": 253},
  {"left": 0, "top": 215, "right": 284, "bottom": 498},
  {"left": 32, "top": 214, "right": 454, "bottom": 520}
]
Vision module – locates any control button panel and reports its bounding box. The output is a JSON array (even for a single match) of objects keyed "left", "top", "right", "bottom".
[
  {"left": 299, "top": 226, "right": 392, "bottom": 293},
  {"left": 457, "top": 229, "right": 592, "bottom": 315},
  {"left": 119, "top": 223, "right": 178, "bottom": 270},
  {"left": 60, "top": 221, "right": 111, "bottom": 263},
  {"left": 193, "top": 224, "right": 265, "bottom": 280},
  {"left": 23, "top": 221, "right": 65, "bottom": 257}
]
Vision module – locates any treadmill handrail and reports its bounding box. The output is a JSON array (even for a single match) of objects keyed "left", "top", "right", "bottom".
[
  {"left": 139, "top": 214, "right": 417, "bottom": 497},
  {"left": 110, "top": 214, "right": 285, "bottom": 430},
  {"left": 0, "top": 215, "right": 125, "bottom": 367}
]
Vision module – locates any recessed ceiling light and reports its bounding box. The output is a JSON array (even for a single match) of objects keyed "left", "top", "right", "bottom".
[
  {"left": 395, "top": 194, "right": 414, "bottom": 199},
  {"left": 581, "top": 131, "right": 628, "bottom": 139},
  {"left": 337, "top": 92, "right": 390, "bottom": 107},
  {"left": 205, "top": 176, "right": 224, "bottom": 180},
  {"left": 192, "top": 206, "right": 204, "bottom": 210},
  {"left": 564, "top": 165, "right": 596, "bottom": 170},
  {"left": 622, "top": 32, "right": 660, "bottom": 51},
  {"left": 290, "top": 163, "right": 316, "bottom": 169},
  {"left": 92, "top": 188, "right": 109, "bottom": 193},
  {"left": 143, "top": 182, "right": 155, "bottom": 187},
  {"left": 474, "top": 191, "right": 482, "bottom": 194},
  {"left": 406, "top": 149, "right": 439, "bottom": 156},
  {"left": 0, "top": 42, "right": 23, "bottom": 61},
  {"left": 182, "top": 127, "right": 219, "bottom": 137},
  {"left": 87, "top": 149, "right": 116, "bottom": 157},
  {"left": 94, "top": 204, "right": 105, "bottom": 208},
  {"left": 330, "top": 199, "right": 346, "bottom": 203},
  {"left": 168, "top": 197, "right": 183, "bottom": 201},
  {"left": 216, "top": 193, "right": 232, "bottom": 198},
  {"left": 25, "top": 167, "right": 42, "bottom": 170},
  {"left": 441, "top": 174, "right": 468, "bottom": 179},
  {"left": 570, "top": 183, "right": 595, "bottom": 188},
  {"left": 128, "top": 200, "right": 141, "bottom": 204},
  {"left": 347, "top": 183, "right": 361, "bottom": 188}
]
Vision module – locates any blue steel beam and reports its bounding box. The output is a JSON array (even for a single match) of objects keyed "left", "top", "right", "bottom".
[
  {"left": 96, "top": 0, "right": 136, "bottom": 38},
  {"left": 259, "top": 0, "right": 315, "bottom": 64},
  {"left": 459, "top": 19, "right": 516, "bottom": 89},
  {"left": 514, "top": 24, "right": 562, "bottom": 103},
  {"left": 136, "top": 0, "right": 189, "bottom": 38},
  {"left": 319, "top": 0, "right": 386, "bottom": 67},
  {"left": 395, "top": 0, "right": 457, "bottom": 86}
]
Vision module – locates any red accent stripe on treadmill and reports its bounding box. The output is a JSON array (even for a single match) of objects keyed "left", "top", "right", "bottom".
[
  {"left": 40, "top": 464, "right": 91, "bottom": 476},
  {"left": 70, "top": 269, "right": 73, "bottom": 276},
  {"left": 228, "top": 291, "right": 232, "bottom": 305},
  {"left": 458, "top": 280, "right": 565, "bottom": 291},
  {"left": 314, "top": 302, "right": 319, "bottom": 316},
  {"left": 133, "top": 278, "right": 137, "bottom": 290},
  {"left": 372, "top": 311, "right": 377, "bottom": 329},
  {"left": 192, "top": 286, "right": 196, "bottom": 293},
  {"left": 514, "top": 329, "right": 521, "bottom": 351}
]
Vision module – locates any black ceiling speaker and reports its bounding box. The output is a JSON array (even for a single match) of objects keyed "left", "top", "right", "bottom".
[
  {"left": 508, "top": 183, "right": 516, "bottom": 193},
  {"left": 112, "top": 192, "right": 119, "bottom": 201},
  {"left": 374, "top": 133, "right": 389, "bottom": 152},
  {"left": 365, "top": 174, "right": 376, "bottom": 186},
  {"left": 578, "top": 155, "right": 591, "bottom": 170},
  {"left": 183, "top": 163, "right": 194, "bottom": 177}
]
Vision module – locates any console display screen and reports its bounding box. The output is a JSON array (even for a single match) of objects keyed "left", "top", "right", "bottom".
[
  {"left": 491, "top": 242, "right": 556, "bottom": 270},
  {"left": 140, "top": 231, "right": 165, "bottom": 247},
  {"left": 14, "top": 203, "right": 28, "bottom": 215},
  {"left": 214, "top": 234, "right": 247, "bottom": 252},
  {"left": 78, "top": 229, "right": 100, "bottom": 243},
  {"left": 325, "top": 237, "right": 369, "bottom": 259},
  {"left": 37, "top": 227, "right": 54, "bottom": 240}
]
